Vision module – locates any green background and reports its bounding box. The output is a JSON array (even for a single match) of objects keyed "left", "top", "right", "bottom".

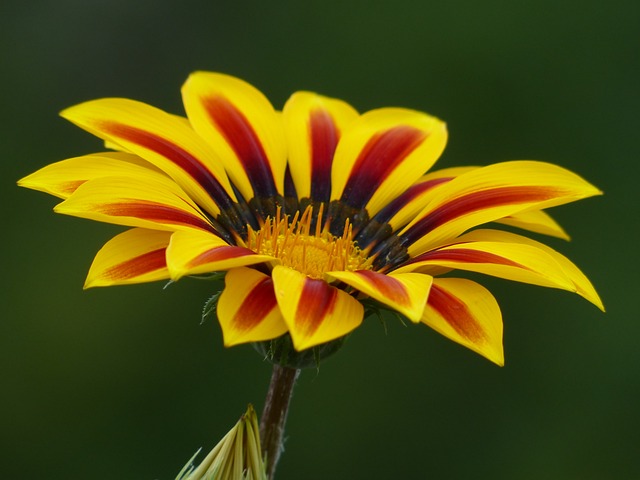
[{"left": 2, "top": 0, "right": 638, "bottom": 478}]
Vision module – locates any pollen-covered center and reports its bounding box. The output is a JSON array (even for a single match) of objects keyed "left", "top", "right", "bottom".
[{"left": 246, "top": 205, "right": 372, "bottom": 279}]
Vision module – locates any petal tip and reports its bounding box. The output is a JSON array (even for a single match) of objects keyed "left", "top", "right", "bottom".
[
  {"left": 221, "top": 332, "right": 243, "bottom": 348},
  {"left": 488, "top": 347, "right": 505, "bottom": 367},
  {"left": 83, "top": 275, "right": 105, "bottom": 289},
  {"left": 59, "top": 103, "right": 85, "bottom": 121},
  {"left": 591, "top": 295, "right": 606, "bottom": 313}
]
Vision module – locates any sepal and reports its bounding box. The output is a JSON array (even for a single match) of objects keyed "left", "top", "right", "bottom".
[{"left": 253, "top": 334, "right": 348, "bottom": 369}]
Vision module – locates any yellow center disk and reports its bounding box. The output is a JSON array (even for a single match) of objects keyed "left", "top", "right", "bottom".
[{"left": 246, "top": 204, "right": 372, "bottom": 279}]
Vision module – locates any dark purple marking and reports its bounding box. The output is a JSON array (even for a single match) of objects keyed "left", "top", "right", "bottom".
[
  {"left": 407, "top": 248, "right": 524, "bottom": 268},
  {"left": 340, "top": 125, "right": 427, "bottom": 209},
  {"left": 309, "top": 108, "right": 339, "bottom": 202},
  {"left": 372, "top": 177, "right": 453, "bottom": 225},
  {"left": 100, "top": 122, "right": 237, "bottom": 212},
  {"left": 401, "top": 186, "right": 561, "bottom": 246},
  {"left": 203, "top": 95, "right": 277, "bottom": 197}
]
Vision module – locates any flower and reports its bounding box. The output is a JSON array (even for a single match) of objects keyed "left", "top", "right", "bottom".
[{"left": 19, "top": 72, "right": 603, "bottom": 365}]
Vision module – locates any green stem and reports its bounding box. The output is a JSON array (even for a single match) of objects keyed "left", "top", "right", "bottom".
[{"left": 259, "top": 364, "right": 300, "bottom": 479}]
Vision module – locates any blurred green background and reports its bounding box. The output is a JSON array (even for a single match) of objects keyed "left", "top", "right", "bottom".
[{"left": 2, "top": 0, "right": 638, "bottom": 478}]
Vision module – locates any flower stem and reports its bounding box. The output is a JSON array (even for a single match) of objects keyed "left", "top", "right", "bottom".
[{"left": 259, "top": 364, "right": 300, "bottom": 479}]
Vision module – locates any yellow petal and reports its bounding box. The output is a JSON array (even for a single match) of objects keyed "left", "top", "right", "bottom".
[
  {"left": 355, "top": 167, "right": 472, "bottom": 250},
  {"left": 495, "top": 209, "right": 570, "bottom": 240},
  {"left": 18, "top": 152, "right": 162, "bottom": 199},
  {"left": 54, "top": 171, "right": 214, "bottom": 233},
  {"left": 420, "top": 166, "right": 478, "bottom": 182},
  {"left": 395, "top": 237, "right": 576, "bottom": 292},
  {"left": 271, "top": 266, "right": 363, "bottom": 350},
  {"left": 330, "top": 108, "right": 447, "bottom": 216},
  {"left": 452, "top": 229, "right": 604, "bottom": 311},
  {"left": 85, "top": 228, "right": 171, "bottom": 288},
  {"left": 182, "top": 71, "right": 287, "bottom": 200},
  {"left": 326, "top": 270, "right": 432, "bottom": 322},
  {"left": 166, "top": 229, "right": 274, "bottom": 280},
  {"left": 282, "top": 91, "right": 358, "bottom": 201},
  {"left": 384, "top": 167, "right": 478, "bottom": 230},
  {"left": 422, "top": 278, "right": 504, "bottom": 366},
  {"left": 401, "top": 161, "right": 602, "bottom": 255},
  {"left": 217, "top": 267, "right": 288, "bottom": 346},
  {"left": 61, "top": 97, "right": 236, "bottom": 217}
]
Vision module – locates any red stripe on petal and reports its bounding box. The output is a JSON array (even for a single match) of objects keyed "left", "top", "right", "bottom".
[
  {"left": 295, "top": 278, "right": 338, "bottom": 337},
  {"left": 187, "top": 245, "right": 259, "bottom": 269},
  {"left": 103, "top": 248, "right": 167, "bottom": 281},
  {"left": 203, "top": 96, "right": 276, "bottom": 196},
  {"left": 409, "top": 248, "right": 524, "bottom": 268},
  {"left": 355, "top": 177, "right": 454, "bottom": 247},
  {"left": 402, "top": 186, "right": 561, "bottom": 245},
  {"left": 428, "top": 284, "right": 485, "bottom": 343},
  {"left": 356, "top": 270, "right": 410, "bottom": 307},
  {"left": 372, "top": 177, "right": 453, "bottom": 224},
  {"left": 100, "top": 122, "right": 236, "bottom": 211},
  {"left": 97, "top": 201, "right": 214, "bottom": 231},
  {"left": 341, "top": 126, "right": 428, "bottom": 209},
  {"left": 309, "top": 108, "right": 339, "bottom": 201},
  {"left": 232, "top": 278, "right": 278, "bottom": 332}
]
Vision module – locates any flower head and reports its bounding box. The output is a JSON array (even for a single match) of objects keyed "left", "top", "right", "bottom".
[{"left": 19, "top": 72, "right": 603, "bottom": 365}]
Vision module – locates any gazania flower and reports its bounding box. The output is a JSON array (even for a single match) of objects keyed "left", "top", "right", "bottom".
[{"left": 19, "top": 72, "right": 603, "bottom": 366}]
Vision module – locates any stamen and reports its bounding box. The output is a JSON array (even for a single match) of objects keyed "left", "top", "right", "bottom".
[
  {"left": 246, "top": 204, "right": 372, "bottom": 279},
  {"left": 315, "top": 202, "right": 324, "bottom": 238}
]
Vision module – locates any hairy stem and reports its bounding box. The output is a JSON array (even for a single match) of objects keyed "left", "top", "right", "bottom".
[{"left": 259, "top": 364, "right": 300, "bottom": 479}]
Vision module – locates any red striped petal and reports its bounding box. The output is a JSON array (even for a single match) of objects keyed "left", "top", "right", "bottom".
[
  {"left": 331, "top": 108, "right": 447, "bottom": 216},
  {"left": 403, "top": 185, "right": 559, "bottom": 246},
  {"left": 166, "top": 229, "right": 274, "bottom": 280},
  {"left": 372, "top": 177, "right": 452, "bottom": 226},
  {"left": 422, "top": 278, "right": 504, "bottom": 365},
  {"left": 102, "top": 249, "right": 166, "bottom": 281},
  {"left": 85, "top": 228, "right": 172, "bottom": 287},
  {"left": 182, "top": 72, "right": 287, "bottom": 202},
  {"left": 217, "top": 267, "right": 288, "bottom": 345},
  {"left": 296, "top": 279, "right": 339, "bottom": 337},
  {"left": 308, "top": 108, "right": 340, "bottom": 201},
  {"left": 100, "top": 121, "right": 237, "bottom": 213},
  {"left": 96, "top": 200, "right": 214, "bottom": 231},
  {"left": 446, "top": 229, "right": 604, "bottom": 310},
  {"left": 355, "top": 176, "right": 453, "bottom": 249},
  {"left": 201, "top": 95, "right": 277, "bottom": 196},
  {"left": 376, "top": 166, "right": 477, "bottom": 231},
  {"left": 60, "top": 98, "right": 237, "bottom": 219},
  {"left": 429, "top": 283, "right": 487, "bottom": 343},
  {"left": 53, "top": 174, "right": 216, "bottom": 233},
  {"left": 396, "top": 236, "right": 577, "bottom": 292},
  {"left": 272, "top": 266, "right": 364, "bottom": 350},
  {"left": 283, "top": 92, "right": 358, "bottom": 202},
  {"left": 327, "top": 270, "right": 432, "bottom": 322},
  {"left": 400, "top": 161, "right": 602, "bottom": 255},
  {"left": 411, "top": 247, "right": 524, "bottom": 268},
  {"left": 340, "top": 125, "right": 428, "bottom": 209}
]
